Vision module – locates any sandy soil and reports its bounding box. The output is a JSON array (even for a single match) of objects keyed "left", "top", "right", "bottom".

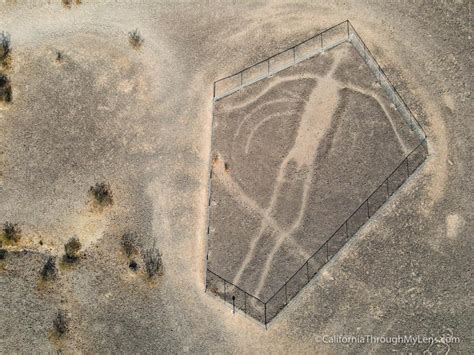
[{"left": 0, "top": 1, "right": 472, "bottom": 354}]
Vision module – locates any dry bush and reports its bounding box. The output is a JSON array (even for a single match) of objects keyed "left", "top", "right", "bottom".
[
  {"left": 41, "top": 256, "right": 58, "bottom": 280},
  {"left": 89, "top": 182, "right": 113, "bottom": 206},
  {"left": 128, "top": 29, "right": 144, "bottom": 49},
  {"left": 121, "top": 232, "right": 137, "bottom": 257},
  {"left": 56, "top": 50, "right": 63, "bottom": 62},
  {"left": 0, "top": 75, "right": 12, "bottom": 103},
  {"left": 142, "top": 243, "right": 163, "bottom": 278},
  {"left": 64, "top": 237, "right": 81, "bottom": 262},
  {"left": 53, "top": 310, "right": 69, "bottom": 336},
  {"left": 2, "top": 222, "right": 20, "bottom": 242},
  {"left": 0, "top": 31, "right": 11, "bottom": 62},
  {"left": 129, "top": 260, "right": 139, "bottom": 271}
]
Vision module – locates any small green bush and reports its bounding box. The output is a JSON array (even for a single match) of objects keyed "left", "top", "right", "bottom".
[
  {"left": 128, "top": 29, "right": 144, "bottom": 49},
  {"left": 53, "top": 310, "right": 69, "bottom": 336},
  {"left": 142, "top": 243, "right": 163, "bottom": 278},
  {"left": 89, "top": 182, "right": 113, "bottom": 206},
  {"left": 0, "top": 75, "right": 12, "bottom": 103},
  {"left": 121, "top": 232, "right": 137, "bottom": 257},
  {"left": 64, "top": 237, "right": 81, "bottom": 262},
  {"left": 2, "top": 222, "right": 20, "bottom": 242},
  {"left": 0, "top": 31, "right": 11, "bottom": 62},
  {"left": 41, "top": 256, "right": 58, "bottom": 280}
]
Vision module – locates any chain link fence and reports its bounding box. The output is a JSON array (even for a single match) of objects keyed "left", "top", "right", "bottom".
[{"left": 207, "top": 20, "right": 428, "bottom": 327}]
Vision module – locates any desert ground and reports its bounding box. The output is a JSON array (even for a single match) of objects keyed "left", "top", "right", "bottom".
[{"left": 0, "top": 0, "right": 472, "bottom": 353}]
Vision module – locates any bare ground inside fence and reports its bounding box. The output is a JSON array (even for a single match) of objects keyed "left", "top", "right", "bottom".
[{"left": 208, "top": 42, "right": 421, "bottom": 301}]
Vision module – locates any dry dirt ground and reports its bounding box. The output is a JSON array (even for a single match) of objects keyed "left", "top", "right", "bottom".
[{"left": 0, "top": 1, "right": 472, "bottom": 353}]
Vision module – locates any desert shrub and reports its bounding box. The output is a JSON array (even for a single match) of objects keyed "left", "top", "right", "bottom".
[
  {"left": 0, "top": 75, "right": 12, "bottom": 103},
  {"left": 142, "top": 243, "right": 162, "bottom": 278},
  {"left": 128, "top": 29, "right": 144, "bottom": 49},
  {"left": 0, "top": 248, "right": 7, "bottom": 259},
  {"left": 53, "top": 310, "right": 69, "bottom": 336},
  {"left": 2, "top": 222, "right": 20, "bottom": 242},
  {"left": 129, "top": 260, "right": 139, "bottom": 271},
  {"left": 89, "top": 182, "right": 113, "bottom": 206},
  {"left": 56, "top": 50, "right": 63, "bottom": 62},
  {"left": 64, "top": 237, "right": 81, "bottom": 262},
  {"left": 0, "top": 31, "right": 11, "bottom": 61},
  {"left": 41, "top": 256, "right": 58, "bottom": 280},
  {"left": 121, "top": 232, "right": 137, "bottom": 257}
]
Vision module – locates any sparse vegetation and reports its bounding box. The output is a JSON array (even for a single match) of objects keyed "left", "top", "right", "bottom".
[
  {"left": 128, "top": 29, "right": 144, "bottom": 49},
  {"left": 41, "top": 256, "right": 58, "bottom": 280},
  {"left": 62, "top": 0, "right": 81, "bottom": 7},
  {"left": 0, "top": 75, "right": 12, "bottom": 103},
  {"left": 2, "top": 222, "right": 20, "bottom": 242},
  {"left": 53, "top": 310, "right": 69, "bottom": 336},
  {"left": 0, "top": 31, "right": 11, "bottom": 63},
  {"left": 121, "top": 232, "right": 137, "bottom": 257},
  {"left": 142, "top": 242, "right": 163, "bottom": 278},
  {"left": 64, "top": 237, "right": 81, "bottom": 262},
  {"left": 56, "top": 50, "right": 63, "bottom": 62},
  {"left": 89, "top": 182, "right": 113, "bottom": 206},
  {"left": 129, "top": 260, "right": 139, "bottom": 271}
]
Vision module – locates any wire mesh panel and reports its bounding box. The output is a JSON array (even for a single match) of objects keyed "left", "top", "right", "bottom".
[
  {"left": 245, "top": 294, "right": 266, "bottom": 324},
  {"left": 307, "top": 244, "right": 327, "bottom": 277},
  {"left": 214, "top": 73, "right": 241, "bottom": 99},
  {"left": 365, "top": 54, "right": 380, "bottom": 82},
  {"left": 347, "top": 201, "right": 370, "bottom": 237},
  {"left": 295, "top": 34, "right": 322, "bottom": 61},
  {"left": 225, "top": 283, "right": 248, "bottom": 314},
  {"left": 242, "top": 61, "right": 268, "bottom": 85},
  {"left": 408, "top": 142, "right": 428, "bottom": 175},
  {"left": 321, "top": 22, "right": 348, "bottom": 49},
  {"left": 265, "top": 284, "right": 287, "bottom": 323},
  {"left": 388, "top": 158, "right": 409, "bottom": 196},
  {"left": 327, "top": 224, "right": 348, "bottom": 260},
  {"left": 286, "top": 264, "right": 310, "bottom": 302},
  {"left": 368, "top": 181, "right": 389, "bottom": 217},
  {"left": 206, "top": 270, "right": 225, "bottom": 299},
  {"left": 269, "top": 48, "right": 295, "bottom": 74},
  {"left": 348, "top": 27, "right": 364, "bottom": 57}
]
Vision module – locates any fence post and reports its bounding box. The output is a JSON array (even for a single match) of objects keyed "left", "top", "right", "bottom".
[
  {"left": 406, "top": 157, "right": 410, "bottom": 176},
  {"left": 285, "top": 284, "right": 288, "bottom": 304},
  {"left": 306, "top": 262, "right": 310, "bottom": 282},
  {"left": 346, "top": 20, "right": 349, "bottom": 39},
  {"left": 320, "top": 33, "right": 323, "bottom": 50},
  {"left": 240, "top": 71, "right": 243, "bottom": 86},
  {"left": 367, "top": 200, "right": 370, "bottom": 218},
  {"left": 267, "top": 60, "right": 270, "bottom": 76},
  {"left": 223, "top": 280, "right": 227, "bottom": 302},
  {"left": 264, "top": 302, "right": 267, "bottom": 328},
  {"left": 326, "top": 242, "right": 329, "bottom": 261},
  {"left": 293, "top": 47, "right": 296, "bottom": 64},
  {"left": 244, "top": 293, "right": 247, "bottom": 314}
]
